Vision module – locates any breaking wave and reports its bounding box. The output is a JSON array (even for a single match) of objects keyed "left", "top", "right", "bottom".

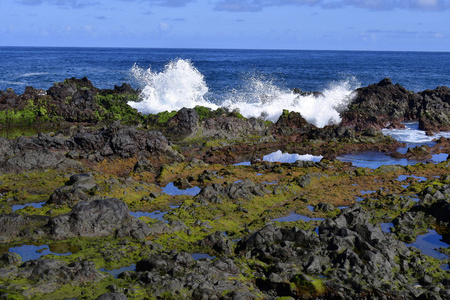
[
  {"left": 128, "top": 59, "right": 216, "bottom": 114},
  {"left": 128, "top": 59, "right": 360, "bottom": 127},
  {"left": 17, "top": 72, "right": 49, "bottom": 78}
]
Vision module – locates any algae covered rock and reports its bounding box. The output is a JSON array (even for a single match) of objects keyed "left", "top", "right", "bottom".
[
  {"left": 47, "top": 173, "right": 97, "bottom": 207},
  {"left": 50, "top": 198, "right": 130, "bottom": 239}
]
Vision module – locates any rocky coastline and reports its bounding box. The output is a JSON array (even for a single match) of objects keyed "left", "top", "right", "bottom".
[{"left": 0, "top": 78, "right": 449, "bottom": 299}]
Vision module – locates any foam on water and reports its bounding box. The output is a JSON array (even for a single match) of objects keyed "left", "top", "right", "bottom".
[
  {"left": 263, "top": 150, "right": 323, "bottom": 163},
  {"left": 382, "top": 122, "right": 450, "bottom": 144},
  {"left": 128, "top": 59, "right": 360, "bottom": 127},
  {"left": 17, "top": 72, "right": 49, "bottom": 78}
]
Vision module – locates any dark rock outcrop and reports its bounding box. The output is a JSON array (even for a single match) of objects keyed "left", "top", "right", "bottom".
[
  {"left": 47, "top": 173, "right": 96, "bottom": 207},
  {"left": 0, "top": 122, "right": 182, "bottom": 173},
  {"left": 341, "top": 78, "right": 450, "bottom": 132},
  {"left": 419, "top": 86, "right": 450, "bottom": 132},
  {"left": 235, "top": 205, "right": 441, "bottom": 299},
  {"left": 49, "top": 198, "right": 151, "bottom": 240},
  {"left": 0, "top": 258, "right": 104, "bottom": 294}
]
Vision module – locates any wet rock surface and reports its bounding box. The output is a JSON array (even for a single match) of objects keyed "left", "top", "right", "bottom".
[
  {"left": 341, "top": 78, "right": 450, "bottom": 132},
  {"left": 0, "top": 78, "right": 449, "bottom": 299}
]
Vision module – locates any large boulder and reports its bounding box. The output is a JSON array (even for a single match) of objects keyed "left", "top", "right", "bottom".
[
  {"left": 418, "top": 86, "right": 450, "bottom": 132},
  {"left": 49, "top": 198, "right": 130, "bottom": 239},
  {"left": 47, "top": 173, "right": 97, "bottom": 207}
]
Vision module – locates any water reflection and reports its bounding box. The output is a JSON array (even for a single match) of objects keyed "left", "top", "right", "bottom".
[
  {"left": 100, "top": 264, "right": 136, "bottom": 278},
  {"left": 8, "top": 244, "right": 72, "bottom": 262},
  {"left": 272, "top": 212, "right": 324, "bottom": 222},
  {"left": 162, "top": 182, "right": 201, "bottom": 196},
  {"left": 405, "top": 230, "right": 449, "bottom": 260},
  {"left": 12, "top": 202, "right": 45, "bottom": 212}
]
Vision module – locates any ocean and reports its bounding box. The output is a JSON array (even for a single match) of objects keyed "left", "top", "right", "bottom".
[{"left": 1, "top": 47, "right": 449, "bottom": 127}]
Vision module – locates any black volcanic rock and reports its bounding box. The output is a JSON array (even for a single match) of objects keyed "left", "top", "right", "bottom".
[
  {"left": 418, "top": 86, "right": 450, "bottom": 132},
  {"left": 341, "top": 78, "right": 420, "bottom": 130},
  {"left": 342, "top": 78, "right": 450, "bottom": 132}
]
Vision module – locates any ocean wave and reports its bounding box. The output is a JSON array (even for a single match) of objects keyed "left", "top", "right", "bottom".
[
  {"left": 128, "top": 59, "right": 216, "bottom": 114},
  {"left": 0, "top": 80, "right": 27, "bottom": 86},
  {"left": 17, "top": 72, "right": 49, "bottom": 78},
  {"left": 128, "top": 59, "right": 360, "bottom": 127}
]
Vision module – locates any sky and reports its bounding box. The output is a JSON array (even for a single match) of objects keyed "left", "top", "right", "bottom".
[{"left": 1, "top": 0, "right": 449, "bottom": 51}]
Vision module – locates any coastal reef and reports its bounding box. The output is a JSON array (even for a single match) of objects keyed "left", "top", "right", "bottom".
[{"left": 0, "top": 78, "right": 449, "bottom": 299}]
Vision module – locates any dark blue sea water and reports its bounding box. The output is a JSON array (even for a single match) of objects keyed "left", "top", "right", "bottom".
[{"left": 1, "top": 47, "right": 449, "bottom": 95}]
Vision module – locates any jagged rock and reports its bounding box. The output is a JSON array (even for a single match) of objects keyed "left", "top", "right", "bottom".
[
  {"left": 167, "top": 107, "right": 200, "bottom": 137},
  {"left": 97, "top": 293, "right": 128, "bottom": 300},
  {"left": 314, "top": 202, "right": 335, "bottom": 213},
  {"left": 17, "top": 259, "right": 103, "bottom": 294},
  {"left": 0, "top": 214, "right": 50, "bottom": 243},
  {"left": 47, "top": 173, "right": 97, "bottom": 207},
  {"left": 275, "top": 110, "right": 314, "bottom": 135},
  {"left": 0, "top": 253, "right": 22, "bottom": 268},
  {"left": 199, "top": 231, "right": 233, "bottom": 255},
  {"left": 194, "top": 179, "right": 270, "bottom": 205},
  {"left": 419, "top": 86, "right": 450, "bottom": 132},
  {"left": 0, "top": 122, "right": 182, "bottom": 173},
  {"left": 133, "top": 159, "right": 154, "bottom": 173},
  {"left": 49, "top": 198, "right": 130, "bottom": 239}
]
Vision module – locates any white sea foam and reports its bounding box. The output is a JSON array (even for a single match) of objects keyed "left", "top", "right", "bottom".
[
  {"left": 17, "top": 72, "right": 49, "bottom": 77},
  {"left": 128, "top": 59, "right": 217, "bottom": 114},
  {"left": 128, "top": 59, "right": 360, "bottom": 127},
  {"left": 222, "top": 75, "right": 359, "bottom": 127},
  {"left": 382, "top": 122, "right": 450, "bottom": 144},
  {"left": 263, "top": 150, "right": 323, "bottom": 163}
]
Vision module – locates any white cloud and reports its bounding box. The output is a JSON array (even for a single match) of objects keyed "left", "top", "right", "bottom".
[
  {"left": 214, "top": 0, "right": 450, "bottom": 12},
  {"left": 158, "top": 22, "right": 171, "bottom": 32},
  {"left": 17, "top": 0, "right": 100, "bottom": 9}
]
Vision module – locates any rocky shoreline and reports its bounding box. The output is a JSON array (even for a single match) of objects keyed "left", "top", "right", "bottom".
[{"left": 0, "top": 78, "right": 449, "bottom": 299}]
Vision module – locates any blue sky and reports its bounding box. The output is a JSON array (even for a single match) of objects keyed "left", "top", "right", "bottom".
[{"left": 1, "top": 0, "right": 449, "bottom": 51}]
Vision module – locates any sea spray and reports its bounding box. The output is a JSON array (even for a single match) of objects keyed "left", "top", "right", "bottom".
[
  {"left": 128, "top": 59, "right": 360, "bottom": 127},
  {"left": 222, "top": 75, "right": 359, "bottom": 127},
  {"left": 128, "top": 59, "right": 217, "bottom": 114}
]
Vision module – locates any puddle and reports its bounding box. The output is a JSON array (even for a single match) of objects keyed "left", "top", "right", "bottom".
[
  {"left": 355, "top": 197, "right": 364, "bottom": 202},
  {"left": 256, "top": 173, "right": 263, "bottom": 176},
  {"left": 396, "top": 175, "right": 427, "bottom": 182},
  {"left": 380, "top": 223, "right": 394, "bottom": 233},
  {"left": 262, "top": 181, "right": 278, "bottom": 185},
  {"left": 431, "top": 153, "right": 449, "bottom": 163},
  {"left": 8, "top": 244, "right": 72, "bottom": 262},
  {"left": 130, "top": 211, "right": 168, "bottom": 223},
  {"left": 360, "top": 190, "right": 376, "bottom": 195},
  {"left": 191, "top": 253, "right": 216, "bottom": 260},
  {"left": 307, "top": 205, "right": 314, "bottom": 212},
  {"left": 405, "top": 230, "right": 449, "bottom": 260},
  {"left": 382, "top": 122, "right": 450, "bottom": 146},
  {"left": 337, "top": 152, "right": 422, "bottom": 169},
  {"left": 100, "top": 264, "right": 136, "bottom": 278},
  {"left": 162, "top": 182, "right": 201, "bottom": 196},
  {"left": 272, "top": 212, "right": 324, "bottom": 223},
  {"left": 12, "top": 202, "right": 46, "bottom": 212},
  {"left": 441, "top": 264, "right": 449, "bottom": 271},
  {"left": 263, "top": 150, "right": 323, "bottom": 163},
  {"left": 233, "top": 161, "right": 251, "bottom": 166}
]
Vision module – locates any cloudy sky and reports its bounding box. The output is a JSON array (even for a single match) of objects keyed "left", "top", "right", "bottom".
[{"left": 1, "top": 0, "right": 449, "bottom": 51}]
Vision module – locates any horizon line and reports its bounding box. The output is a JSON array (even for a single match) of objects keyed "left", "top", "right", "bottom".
[{"left": 0, "top": 45, "right": 449, "bottom": 54}]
